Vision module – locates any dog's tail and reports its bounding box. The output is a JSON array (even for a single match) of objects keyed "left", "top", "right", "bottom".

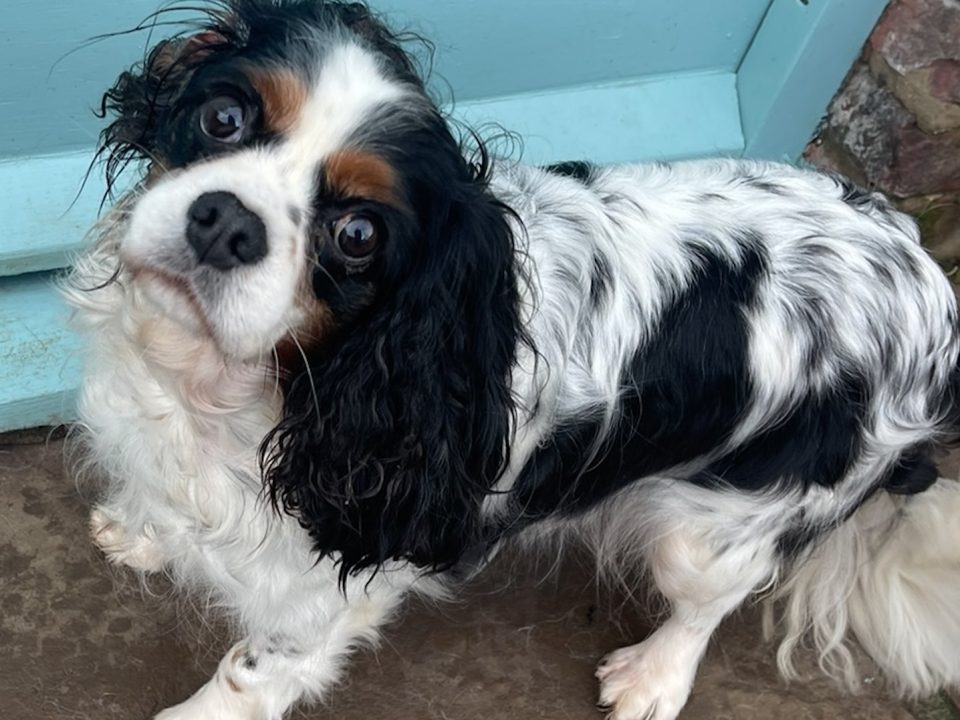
[{"left": 771, "top": 476, "right": 960, "bottom": 697}]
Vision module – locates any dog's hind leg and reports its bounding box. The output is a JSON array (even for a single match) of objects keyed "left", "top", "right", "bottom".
[
  {"left": 776, "top": 477, "right": 960, "bottom": 697},
  {"left": 595, "top": 494, "right": 780, "bottom": 720}
]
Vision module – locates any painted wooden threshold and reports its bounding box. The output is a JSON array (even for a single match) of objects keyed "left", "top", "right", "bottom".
[
  {"left": 455, "top": 69, "right": 743, "bottom": 166},
  {"left": 0, "top": 68, "right": 743, "bottom": 277},
  {"left": 0, "top": 272, "right": 82, "bottom": 432},
  {"left": 737, "top": 0, "right": 888, "bottom": 160}
]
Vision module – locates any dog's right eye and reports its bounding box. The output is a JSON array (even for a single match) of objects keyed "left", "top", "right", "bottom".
[{"left": 199, "top": 95, "right": 249, "bottom": 144}]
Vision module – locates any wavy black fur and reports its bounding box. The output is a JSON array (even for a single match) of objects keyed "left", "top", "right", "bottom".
[{"left": 262, "top": 130, "right": 522, "bottom": 583}]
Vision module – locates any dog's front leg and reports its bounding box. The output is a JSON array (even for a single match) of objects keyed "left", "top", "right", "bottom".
[
  {"left": 154, "top": 588, "right": 404, "bottom": 720},
  {"left": 89, "top": 506, "right": 167, "bottom": 573}
]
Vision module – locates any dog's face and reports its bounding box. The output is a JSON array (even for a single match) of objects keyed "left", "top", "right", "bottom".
[
  {"left": 111, "top": 1, "right": 450, "bottom": 360},
  {"left": 101, "top": 0, "right": 521, "bottom": 577}
]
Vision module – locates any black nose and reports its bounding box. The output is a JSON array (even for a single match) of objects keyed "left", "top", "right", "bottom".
[{"left": 186, "top": 191, "right": 268, "bottom": 270}]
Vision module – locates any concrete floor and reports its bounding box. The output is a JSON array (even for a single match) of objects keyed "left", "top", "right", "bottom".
[{"left": 1, "top": 430, "right": 957, "bottom": 720}]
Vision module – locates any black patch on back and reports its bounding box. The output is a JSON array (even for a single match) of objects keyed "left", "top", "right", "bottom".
[
  {"left": 544, "top": 160, "right": 593, "bottom": 184},
  {"left": 506, "top": 240, "right": 766, "bottom": 522},
  {"left": 691, "top": 373, "right": 869, "bottom": 491}
]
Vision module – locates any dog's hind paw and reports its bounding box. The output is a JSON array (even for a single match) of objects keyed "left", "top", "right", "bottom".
[{"left": 597, "top": 636, "right": 698, "bottom": 720}]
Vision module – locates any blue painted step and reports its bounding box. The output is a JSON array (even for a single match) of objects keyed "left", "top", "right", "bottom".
[{"left": 0, "top": 272, "right": 82, "bottom": 431}]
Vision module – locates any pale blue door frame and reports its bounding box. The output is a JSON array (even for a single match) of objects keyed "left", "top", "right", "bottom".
[{"left": 0, "top": 0, "right": 888, "bottom": 431}]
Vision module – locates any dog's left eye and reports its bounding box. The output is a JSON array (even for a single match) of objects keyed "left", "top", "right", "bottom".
[
  {"left": 199, "top": 95, "right": 248, "bottom": 143},
  {"left": 333, "top": 213, "right": 381, "bottom": 260}
]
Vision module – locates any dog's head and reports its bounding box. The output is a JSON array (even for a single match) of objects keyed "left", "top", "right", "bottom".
[{"left": 102, "top": 0, "right": 522, "bottom": 578}]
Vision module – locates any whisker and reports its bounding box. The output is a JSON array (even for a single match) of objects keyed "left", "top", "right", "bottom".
[
  {"left": 270, "top": 346, "right": 282, "bottom": 399},
  {"left": 307, "top": 254, "right": 343, "bottom": 296},
  {"left": 285, "top": 325, "right": 321, "bottom": 422}
]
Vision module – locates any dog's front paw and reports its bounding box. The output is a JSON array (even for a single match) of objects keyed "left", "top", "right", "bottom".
[
  {"left": 90, "top": 507, "right": 166, "bottom": 573},
  {"left": 154, "top": 692, "right": 261, "bottom": 720},
  {"left": 596, "top": 637, "right": 698, "bottom": 720},
  {"left": 154, "top": 691, "right": 261, "bottom": 720},
  {"left": 154, "top": 643, "right": 266, "bottom": 720}
]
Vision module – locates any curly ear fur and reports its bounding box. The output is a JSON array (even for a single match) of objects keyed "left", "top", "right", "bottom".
[
  {"left": 263, "top": 126, "right": 523, "bottom": 581},
  {"left": 97, "top": 32, "right": 227, "bottom": 194}
]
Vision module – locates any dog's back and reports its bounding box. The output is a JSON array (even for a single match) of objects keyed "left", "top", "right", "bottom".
[{"left": 486, "top": 157, "right": 960, "bottom": 711}]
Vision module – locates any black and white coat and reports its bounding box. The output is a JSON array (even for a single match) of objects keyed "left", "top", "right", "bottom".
[{"left": 65, "top": 3, "right": 960, "bottom": 719}]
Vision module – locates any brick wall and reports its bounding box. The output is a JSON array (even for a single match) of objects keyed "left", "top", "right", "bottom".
[
  {"left": 805, "top": 0, "right": 960, "bottom": 272},
  {"left": 807, "top": 5, "right": 960, "bottom": 710}
]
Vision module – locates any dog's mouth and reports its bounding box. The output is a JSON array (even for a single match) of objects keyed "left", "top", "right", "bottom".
[{"left": 125, "top": 260, "right": 219, "bottom": 344}]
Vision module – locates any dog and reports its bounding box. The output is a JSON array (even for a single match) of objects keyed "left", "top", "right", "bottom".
[{"left": 64, "top": 1, "right": 960, "bottom": 718}]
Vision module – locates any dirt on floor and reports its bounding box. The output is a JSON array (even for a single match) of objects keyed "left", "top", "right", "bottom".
[{"left": 1, "top": 430, "right": 958, "bottom": 720}]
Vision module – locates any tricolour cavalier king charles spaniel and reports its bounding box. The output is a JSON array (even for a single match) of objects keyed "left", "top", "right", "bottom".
[{"left": 64, "top": 1, "right": 960, "bottom": 718}]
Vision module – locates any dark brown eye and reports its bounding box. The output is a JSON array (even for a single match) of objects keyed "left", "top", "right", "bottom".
[
  {"left": 333, "top": 214, "right": 380, "bottom": 260},
  {"left": 199, "top": 95, "right": 247, "bottom": 143}
]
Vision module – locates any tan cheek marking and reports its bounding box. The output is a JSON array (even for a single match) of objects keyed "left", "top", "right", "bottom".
[
  {"left": 273, "top": 275, "right": 336, "bottom": 375},
  {"left": 325, "top": 149, "right": 399, "bottom": 206},
  {"left": 294, "top": 295, "right": 335, "bottom": 348},
  {"left": 225, "top": 675, "right": 242, "bottom": 693},
  {"left": 295, "top": 258, "right": 336, "bottom": 346},
  {"left": 248, "top": 68, "right": 308, "bottom": 133}
]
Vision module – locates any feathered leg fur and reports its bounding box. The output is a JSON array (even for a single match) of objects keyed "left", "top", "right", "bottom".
[{"left": 775, "top": 477, "right": 960, "bottom": 697}]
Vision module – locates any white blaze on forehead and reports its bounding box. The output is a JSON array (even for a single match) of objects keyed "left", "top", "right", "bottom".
[{"left": 283, "top": 42, "right": 409, "bottom": 184}]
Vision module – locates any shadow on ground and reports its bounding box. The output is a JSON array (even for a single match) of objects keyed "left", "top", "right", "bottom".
[{"left": 2, "top": 432, "right": 955, "bottom": 720}]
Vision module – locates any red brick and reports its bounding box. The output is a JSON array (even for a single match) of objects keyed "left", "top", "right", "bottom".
[
  {"left": 868, "top": 51, "right": 960, "bottom": 133},
  {"left": 884, "top": 123, "right": 960, "bottom": 197},
  {"left": 816, "top": 62, "right": 960, "bottom": 198},
  {"left": 930, "top": 59, "right": 960, "bottom": 104},
  {"left": 870, "top": 0, "right": 960, "bottom": 74}
]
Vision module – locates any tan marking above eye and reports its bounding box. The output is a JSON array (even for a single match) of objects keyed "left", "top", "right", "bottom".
[
  {"left": 324, "top": 150, "right": 399, "bottom": 206},
  {"left": 247, "top": 67, "right": 308, "bottom": 133}
]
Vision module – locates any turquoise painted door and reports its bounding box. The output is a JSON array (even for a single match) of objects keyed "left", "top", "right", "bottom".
[{"left": 0, "top": 0, "right": 888, "bottom": 431}]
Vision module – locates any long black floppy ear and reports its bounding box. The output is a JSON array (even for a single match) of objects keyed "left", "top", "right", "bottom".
[{"left": 263, "top": 129, "right": 523, "bottom": 582}]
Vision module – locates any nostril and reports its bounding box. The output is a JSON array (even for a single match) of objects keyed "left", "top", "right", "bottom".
[
  {"left": 186, "top": 191, "right": 268, "bottom": 270},
  {"left": 192, "top": 204, "right": 219, "bottom": 227},
  {"left": 187, "top": 193, "right": 222, "bottom": 228},
  {"left": 231, "top": 231, "right": 260, "bottom": 263}
]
